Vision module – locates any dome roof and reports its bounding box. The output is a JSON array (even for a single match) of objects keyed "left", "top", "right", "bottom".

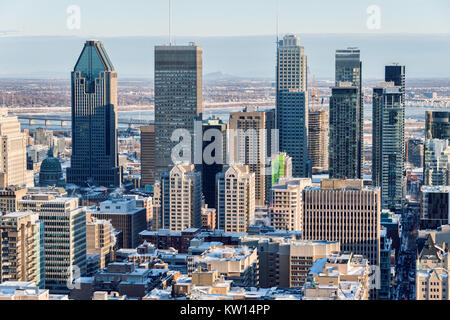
[{"left": 40, "top": 154, "right": 62, "bottom": 173}]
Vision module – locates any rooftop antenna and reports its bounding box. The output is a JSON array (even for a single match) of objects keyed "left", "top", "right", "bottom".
[
  {"left": 276, "top": 0, "right": 280, "bottom": 45},
  {"left": 169, "top": 0, "right": 173, "bottom": 45}
]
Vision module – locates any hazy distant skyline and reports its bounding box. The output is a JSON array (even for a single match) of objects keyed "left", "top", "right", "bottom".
[
  {"left": 1, "top": 34, "right": 449, "bottom": 79},
  {"left": 1, "top": 0, "right": 450, "bottom": 38}
]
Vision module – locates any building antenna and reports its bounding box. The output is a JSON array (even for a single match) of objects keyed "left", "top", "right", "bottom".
[
  {"left": 169, "top": 0, "right": 173, "bottom": 45},
  {"left": 276, "top": 0, "right": 280, "bottom": 45}
]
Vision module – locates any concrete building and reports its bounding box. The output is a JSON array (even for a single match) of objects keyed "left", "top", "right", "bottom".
[
  {"left": 0, "top": 187, "right": 27, "bottom": 215},
  {"left": 67, "top": 40, "right": 121, "bottom": 187},
  {"left": 268, "top": 178, "right": 312, "bottom": 232},
  {"left": 0, "top": 212, "right": 44, "bottom": 288},
  {"left": 416, "top": 235, "right": 450, "bottom": 300},
  {"left": 70, "top": 262, "right": 176, "bottom": 300},
  {"left": 86, "top": 215, "right": 116, "bottom": 269},
  {"left": 154, "top": 44, "right": 203, "bottom": 177},
  {"left": 421, "top": 186, "right": 450, "bottom": 229},
  {"left": 159, "top": 165, "right": 202, "bottom": 232},
  {"left": 139, "top": 228, "right": 201, "bottom": 254},
  {"left": 372, "top": 82, "right": 404, "bottom": 211},
  {"left": 140, "top": 125, "right": 156, "bottom": 187},
  {"left": 216, "top": 165, "right": 255, "bottom": 233},
  {"left": 302, "top": 179, "right": 381, "bottom": 266},
  {"left": 229, "top": 108, "right": 275, "bottom": 206},
  {"left": 303, "top": 253, "right": 371, "bottom": 300},
  {"left": 201, "top": 207, "right": 216, "bottom": 230},
  {"left": 329, "top": 83, "right": 362, "bottom": 179},
  {"left": 88, "top": 198, "right": 147, "bottom": 249},
  {"left": 0, "top": 282, "right": 68, "bottom": 300},
  {"left": 308, "top": 109, "right": 329, "bottom": 173},
  {"left": 240, "top": 236, "right": 340, "bottom": 289},
  {"left": 0, "top": 108, "right": 33, "bottom": 188},
  {"left": 187, "top": 245, "right": 259, "bottom": 287},
  {"left": 335, "top": 48, "right": 363, "bottom": 179},
  {"left": 19, "top": 195, "right": 87, "bottom": 293}
]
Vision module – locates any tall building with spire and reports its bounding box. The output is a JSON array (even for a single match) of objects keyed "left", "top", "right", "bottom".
[
  {"left": 67, "top": 40, "right": 121, "bottom": 187},
  {"left": 276, "top": 34, "right": 310, "bottom": 178},
  {"left": 154, "top": 44, "right": 203, "bottom": 179}
]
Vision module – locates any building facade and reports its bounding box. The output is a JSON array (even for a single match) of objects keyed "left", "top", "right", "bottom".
[
  {"left": 269, "top": 178, "right": 312, "bottom": 232},
  {"left": 0, "top": 212, "right": 44, "bottom": 288},
  {"left": 159, "top": 165, "right": 202, "bottom": 232},
  {"left": 19, "top": 196, "right": 87, "bottom": 294},
  {"left": 308, "top": 109, "right": 329, "bottom": 172},
  {"left": 140, "top": 125, "right": 156, "bottom": 187},
  {"left": 302, "top": 179, "right": 381, "bottom": 266}
]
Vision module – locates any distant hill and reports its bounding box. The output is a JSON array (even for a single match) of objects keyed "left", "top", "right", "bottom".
[{"left": 0, "top": 34, "right": 449, "bottom": 79}]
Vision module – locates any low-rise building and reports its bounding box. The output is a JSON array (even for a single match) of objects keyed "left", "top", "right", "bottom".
[{"left": 303, "top": 253, "right": 371, "bottom": 300}]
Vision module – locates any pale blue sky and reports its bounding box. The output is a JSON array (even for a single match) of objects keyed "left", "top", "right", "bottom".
[{"left": 1, "top": 0, "right": 450, "bottom": 37}]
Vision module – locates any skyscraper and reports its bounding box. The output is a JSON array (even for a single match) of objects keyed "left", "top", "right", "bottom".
[
  {"left": 335, "top": 48, "right": 363, "bottom": 178},
  {"left": 0, "top": 108, "right": 34, "bottom": 188},
  {"left": 277, "top": 90, "right": 310, "bottom": 177},
  {"left": 372, "top": 82, "right": 405, "bottom": 211},
  {"left": 202, "top": 118, "right": 227, "bottom": 209},
  {"left": 216, "top": 165, "right": 255, "bottom": 233},
  {"left": 154, "top": 44, "right": 203, "bottom": 178},
  {"left": 67, "top": 40, "right": 121, "bottom": 187},
  {"left": 329, "top": 83, "right": 361, "bottom": 179},
  {"left": 140, "top": 125, "right": 156, "bottom": 187},
  {"left": 229, "top": 108, "right": 275, "bottom": 206},
  {"left": 276, "top": 35, "right": 310, "bottom": 178},
  {"left": 308, "top": 109, "right": 329, "bottom": 172}
]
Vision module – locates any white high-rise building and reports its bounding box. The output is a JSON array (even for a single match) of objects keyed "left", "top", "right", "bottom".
[
  {"left": 19, "top": 195, "right": 86, "bottom": 294},
  {"left": 0, "top": 108, "right": 33, "bottom": 188},
  {"left": 216, "top": 165, "right": 255, "bottom": 233}
]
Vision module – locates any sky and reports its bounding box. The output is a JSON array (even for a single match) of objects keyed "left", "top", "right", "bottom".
[{"left": 1, "top": 0, "right": 450, "bottom": 38}]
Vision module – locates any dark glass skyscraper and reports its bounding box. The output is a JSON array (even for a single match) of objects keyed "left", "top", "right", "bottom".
[
  {"left": 154, "top": 44, "right": 203, "bottom": 179},
  {"left": 335, "top": 48, "right": 363, "bottom": 179},
  {"left": 329, "top": 84, "right": 361, "bottom": 179},
  {"left": 385, "top": 64, "right": 406, "bottom": 100},
  {"left": 67, "top": 40, "right": 121, "bottom": 187},
  {"left": 201, "top": 119, "right": 227, "bottom": 209},
  {"left": 372, "top": 83, "right": 404, "bottom": 211}
]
